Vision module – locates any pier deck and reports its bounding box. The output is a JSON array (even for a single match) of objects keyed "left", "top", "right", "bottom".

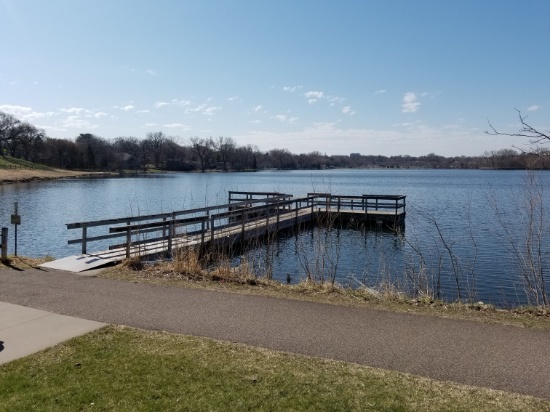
[{"left": 42, "top": 192, "right": 405, "bottom": 272}]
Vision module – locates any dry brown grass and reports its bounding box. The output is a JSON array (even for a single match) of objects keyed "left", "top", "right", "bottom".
[
  {"left": 0, "top": 255, "right": 52, "bottom": 270},
  {"left": 0, "top": 168, "right": 111, "bottom": 184}
]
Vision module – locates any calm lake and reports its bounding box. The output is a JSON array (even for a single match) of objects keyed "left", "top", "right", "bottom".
[{"left": 1, "top": 169, "right": 549, "bottom": 307}]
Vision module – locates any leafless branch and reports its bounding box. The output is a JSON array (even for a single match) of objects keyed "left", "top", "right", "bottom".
[{"left": 486, "top": 109, "right": 550, "bottom": 147}]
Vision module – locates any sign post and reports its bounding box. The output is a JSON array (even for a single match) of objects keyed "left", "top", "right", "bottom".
[
  {"left": 1, "top": 227, "right": 7, "bottom": 262},
  {"left": 11, "top": 202, "right": 21, "bottom": 256}
]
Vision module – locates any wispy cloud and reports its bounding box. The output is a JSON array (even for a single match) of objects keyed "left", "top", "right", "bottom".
[
  {"left": 163, "top": 123, "right": 190, "bottom": 130},
  {"left": 274, "top": 114, "right": 298, "bottom": 123},
  {"left": 304, "top": 91, "right": 324, "bottom": 100},
  {"left": 145, "top": 69, "right": 157, "bottom": 76},
  {"left": 154, "top": 101, "right": 169, "bottom": 109},
  {"left": 62, "top": 116, "right": 98, "bottom": 130},
  {"left": 0, "top": 105, "right": 58, "bottom": 121},
  {"left": 527, "top": 105, "right": 540, "bottom": 112},
  {"left": 173, "top": 99, "right": 191, "bottom": 108},
  {"left": 374, "top": 89, "right": 387, "bottom": 95},
  {"left": 203, "top": 106, "right": 221, "bottom": 116},
  {"left": 122, "top": 105, "right": 135, "bottom": 112},
  {"left": 253, "top": 105, "right": 263, "bottom": 112},
  {"left": 61, "top": 107, "right": 85, "bottom": 115},
  {"left": 402, "top": 92, "right": 421, "bottom": 113},
  {"left": 94, "top": 112, "right": 108, "bottom": 118},
  {"left": 283, "top": 85, "right": 303, "bottom": 93},
  {"left": 226, "top": 96, "right": 239, "bottom": 102},
  {"left": 342, "top": 106, "right": 355, "bottom": 115}
]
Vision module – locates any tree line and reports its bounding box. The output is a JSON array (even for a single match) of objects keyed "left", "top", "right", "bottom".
[{"left": 1, "top": 110, "right": 548, "bottom": 172}]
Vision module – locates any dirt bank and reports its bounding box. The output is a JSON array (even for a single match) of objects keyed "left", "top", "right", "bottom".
[{"left": 0, "top": 168, "right": 113, "bottom": 184}]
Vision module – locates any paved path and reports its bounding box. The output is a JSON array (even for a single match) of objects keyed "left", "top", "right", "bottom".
[{"left": 1, "top": 267, "right": 550, "bottom": 400}]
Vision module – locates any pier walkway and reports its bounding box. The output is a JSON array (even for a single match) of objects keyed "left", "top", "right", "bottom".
[{"left": 42, "top": 191, "right": 406, "bottom": 272}]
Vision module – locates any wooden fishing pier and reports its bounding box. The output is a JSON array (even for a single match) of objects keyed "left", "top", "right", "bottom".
[{"left": 42, "top": 191, "right": 406, "bottom": 272}]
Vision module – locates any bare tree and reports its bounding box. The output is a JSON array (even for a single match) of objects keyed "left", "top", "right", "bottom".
[
  {"left": 487, "top": 109, "right": 550, "bottom": 152},
  {"left": 189, "top": 137, "right": 214, "bottom": 172},
  {"left": 213, "top": 136, "right": 236, "bottom": 171},
  {"left": 145, "top": 131, "right": 167, "bottom": 168}
]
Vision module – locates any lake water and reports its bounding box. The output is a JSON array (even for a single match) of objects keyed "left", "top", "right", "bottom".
[{"left": 1, "top": 169, "right": 549, "bottom": 307}]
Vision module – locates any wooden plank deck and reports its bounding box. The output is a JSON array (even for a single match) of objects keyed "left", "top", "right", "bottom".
[
  {"left": 41, "top": 192, "right": 406, "bottom": 273},
  {"left": 41, "top": 208, "right": 314, "bottom": 272}
]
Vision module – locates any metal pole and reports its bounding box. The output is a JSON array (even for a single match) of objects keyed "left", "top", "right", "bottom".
[{"left": 1, "top": 227, "right": 8, "bottom": 262}]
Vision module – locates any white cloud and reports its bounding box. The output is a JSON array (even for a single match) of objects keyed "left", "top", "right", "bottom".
[
  {"left": 304, "top": 91, "right": 324, "bottom": 99},
  {"left": 163, "top": 123, "right": 190, "bottom": 130},
  {"left": 254, "top": 105, "right": 263, "bottom": 112},
  {"left": 61, "top": 107, "right": 85, "bottom": 115},
  {"left": 37, "top": 124, "right": 67, "bottom": 133},
  {"left": 326, "top": 95, "right": 344, "bottom": 105},
  {"left": 274, "top": 114, "right": 298, "bottom": 123},
  {"left": 154, "top": 101, "right": 169, "bottom": 109},
  {"left": 0, "top": 105, "right": 56, "bottom": 121},
  {"left": 342, "top": 106, "right": 355, "bottom": 115},
  {"left": 374, "top": 89, "right": 387, "bottom": 95},
  {"left": 402, "top": 92, "right": 421, "bottom": 113},
  {"left": 186, "top": 104, "right": 221, "bottom": 116},
  {"left": 62, "top": 116, "right": 98, "bottom": 130},
  {"left": 203, "top": 106, "right": 221, "bottom": 116},
  {"left": 136, "top": 109, "right": 150, "bottom": 114},
  {"left": 145, "top": 69, "right": 157, "bottom": 76},
  {"left": 172, "top": 99, "right": 191, "bottom": 107},
  {"left": 0, "top": 104, "right": 32, "bottom": 116},
  {"left": 94, "top": 112, "right": 108, "bottom": 118},
  {"left": 308, "top": 99, "right": 318, "bottom": 105},
  {"left": 527, "top": 105, "right": 540, "bottom": 112},
  {"left": 226, "top": 96, "right": 239, "bottom": 102},
  {"left": 122, "top": 105, "right": 135, "bottom": 112},
  {"left": 283, "top": 85, "right": 303, "bottom": 92}
]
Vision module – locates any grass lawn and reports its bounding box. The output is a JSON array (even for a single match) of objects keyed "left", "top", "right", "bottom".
[
  {"left": 0, "top": 156, "right": 109, "bottom": 183},
  {"left": 1, "top": 325, "right": 549, "bottom": 411}
]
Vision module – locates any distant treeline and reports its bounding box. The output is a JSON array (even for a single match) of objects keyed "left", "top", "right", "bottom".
[{"left": 1, "top": 110, "right": 549, "bottom": 172}]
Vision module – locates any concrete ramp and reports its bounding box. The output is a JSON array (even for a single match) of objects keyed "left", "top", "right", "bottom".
[{"left": 40, "top": 253, "right": 122, "bottom": 273}]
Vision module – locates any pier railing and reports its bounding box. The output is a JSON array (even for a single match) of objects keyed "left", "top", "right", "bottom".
[
  {"left": 66, "top": 192, "right": 405, "bottom": 258},
  {"left": 67, "top": 193, "right": 310, "bottom": 257},
  {"left": 308, "top": 193, "right": 406, "bottom": 215}
]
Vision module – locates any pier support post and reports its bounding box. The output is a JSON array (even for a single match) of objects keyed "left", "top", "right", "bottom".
[
  {"left": 126, "top": 226, "right": 131, "bottom": 258},
  {"left": 82, "top": 226, "right": 88, "bottom": 254}
]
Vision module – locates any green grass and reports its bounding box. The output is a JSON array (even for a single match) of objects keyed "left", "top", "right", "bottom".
[
  {"left": 0, "top": 155, "right": 49, "bottom": 169},
  {"left": 1, "top": 326, "right": 549, "bottom": 411}
]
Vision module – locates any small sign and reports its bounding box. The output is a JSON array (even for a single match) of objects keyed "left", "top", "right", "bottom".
[{"left": 11, "top": 214, "right": 21, "bottom": 225}]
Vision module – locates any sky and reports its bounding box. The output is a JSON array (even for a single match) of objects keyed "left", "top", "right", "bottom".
[{"left": 1, "top": 0, "right": 549, "bottom": 157}]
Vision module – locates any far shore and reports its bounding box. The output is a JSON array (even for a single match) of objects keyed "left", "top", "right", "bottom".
[{"left": 0, "top": 168, "right": 116, "bottom": 185}]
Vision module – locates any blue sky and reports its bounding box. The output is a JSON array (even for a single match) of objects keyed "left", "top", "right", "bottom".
[{"left": 1, "top": 0, "right": 549, "bottom": 156}]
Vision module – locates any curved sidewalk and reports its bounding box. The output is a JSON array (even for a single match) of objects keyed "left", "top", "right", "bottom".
[
  {"left": 1, "top": 267, "right": 549, "bottom": 400},
  {"left": 0, "top": 301, "right": 105, "bottom": 365}
]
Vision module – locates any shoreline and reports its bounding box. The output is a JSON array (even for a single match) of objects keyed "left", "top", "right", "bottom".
[{"left": 0, "top": 168, "right": 121, "bottom": 185}]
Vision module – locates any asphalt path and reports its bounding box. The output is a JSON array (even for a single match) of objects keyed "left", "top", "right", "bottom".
[{"left": 1, "top": 267, "right": 550, "bottom": 400}]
